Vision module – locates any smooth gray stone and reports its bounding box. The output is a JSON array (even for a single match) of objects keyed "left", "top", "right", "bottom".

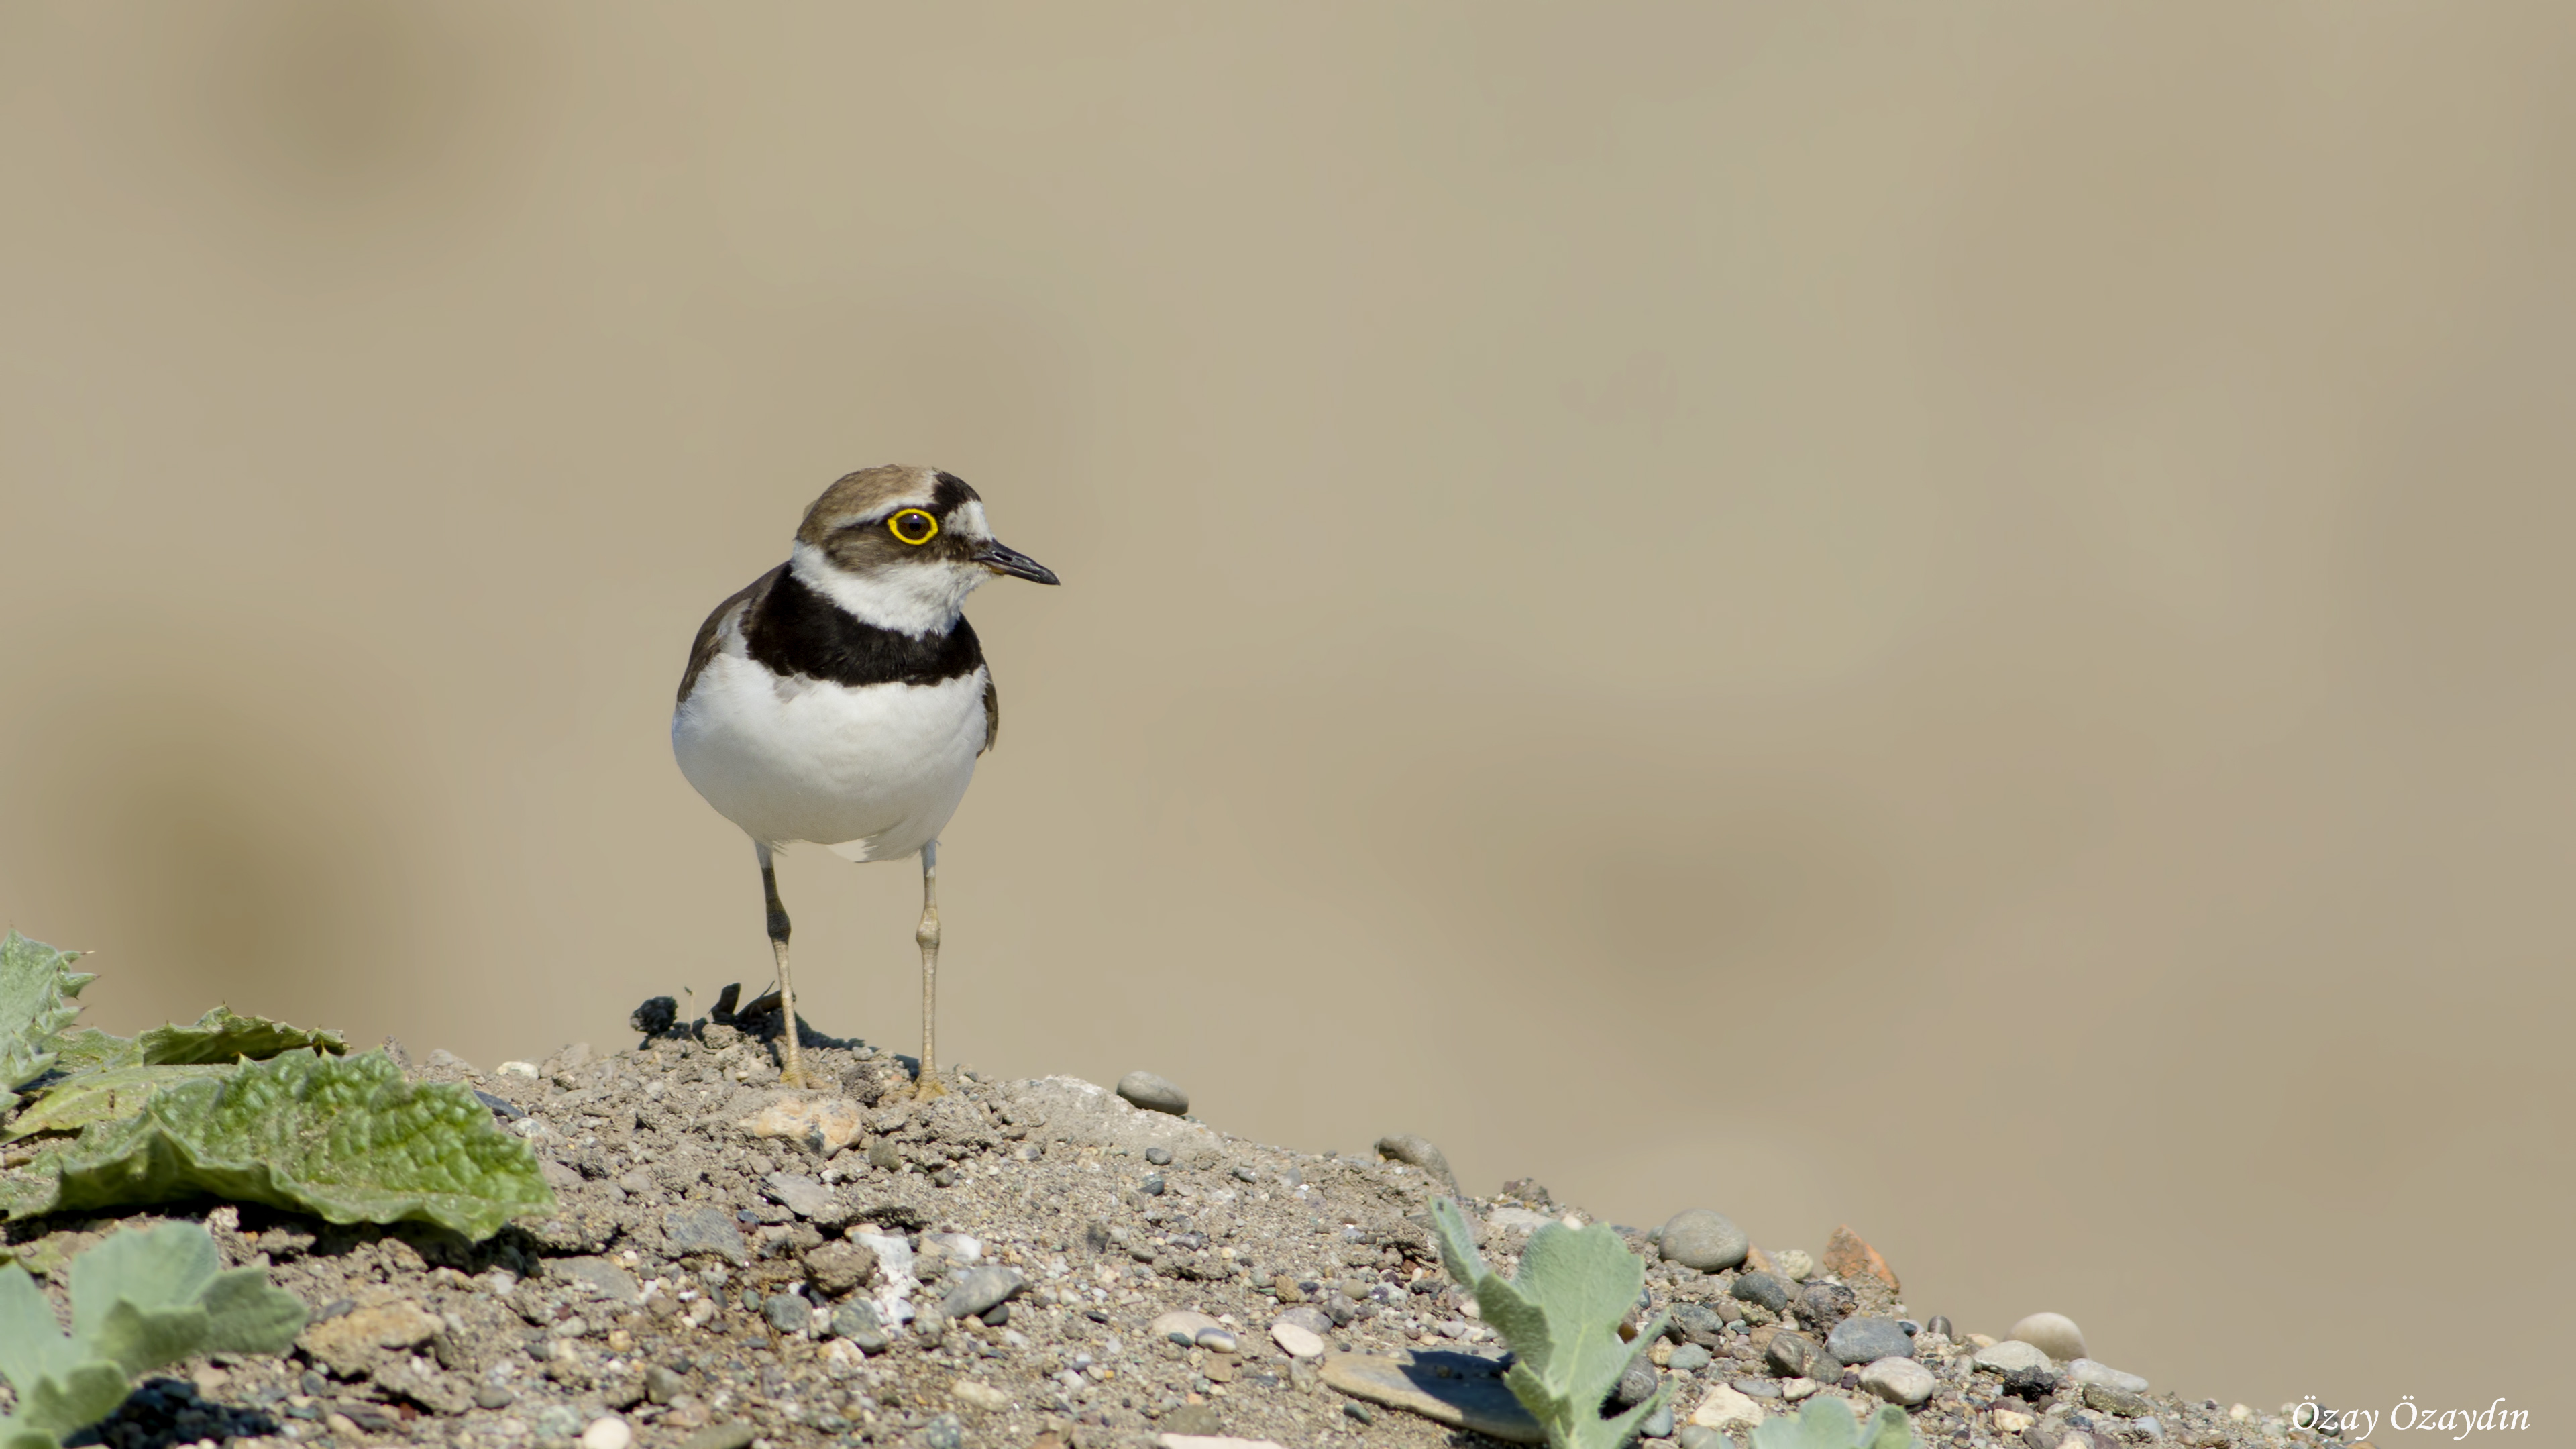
[
  {"left": 1974, "top": 1339, "right": 2053, "bottom": 1373},
  {"left": 2069, "top": 1358, "right": 2149, "bottom": 1394},
  {"left": 1677, "top": 1429, "right": 1727, "bottom": 1449},
  {"left": 1615, "top": 1358, "right": 1658, "bottom": 1407},
  {"left": 1375, "top": 1133, "right": 1460, "bottom": 1191},
  {"left": 762, "top": 1171, "right": 842, "bottom": 1222},
  {"left": 551, "top": 1256, "right": 641, "bottom": 1305},
  {"left": 941, "top": 1265, "right": 1026, "bottom": 1320},
  {"left": 1640, "top": 1401, "right": 1676, "bottom": 1438},
  {"left": 662, "top": 1205, "right": 749, "bottom": 1266},
  {"left": 1858, "top": 1356, "right": 1936, "bottom": 1407},
  {"left": 1658, "top": 1209, "right": 1750, "bottom": 1271},
  {"left": 1827, "top": 1316, "right": 1914, "bottom": 1366},
  {"left": 2007, "top": 1311, "right": 2088, "bottom": 1362},
  {"left": 763, "top": 1292, "right": 810, "bottom": 1334},
  {"left": 830, "top": 1299, "right": 890, "bottom": 1352},
  {"left": 2084, "top": 1382, "right": 2157, "bottom": 1418},
  {"left": 1116, "top": 1070, "right": 1189, "bottom": 1115},
  {"left": 1668, "top": 1344, "right": 1713, "bottom": 1374},
  {"left": 1730, "top": 1270, "right": 1790, "bottom": 1313},
  {"left": 1766, "top": 1330, "right": 1830, "bottom": 1380}
]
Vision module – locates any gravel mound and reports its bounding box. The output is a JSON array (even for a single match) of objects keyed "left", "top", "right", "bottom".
[{"left": 0, "top": 1015, "right": 2318, "bottom": 1449}]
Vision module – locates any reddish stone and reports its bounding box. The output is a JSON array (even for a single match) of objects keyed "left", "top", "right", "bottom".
[{"left": 1821, "top": 1224, "right": 1899, "bottom": 1291}]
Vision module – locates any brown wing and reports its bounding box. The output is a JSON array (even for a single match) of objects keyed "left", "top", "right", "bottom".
[
  {"left": 677, "top": 563, "right": 786, "bottom": 704},
  {"left": 980, "top": 673, "right": 999, "bottom": 755}
]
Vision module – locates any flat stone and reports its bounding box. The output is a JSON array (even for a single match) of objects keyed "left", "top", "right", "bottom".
[
  {"left": 1821, "top": 1224, "right": 1900, "bottom": 1291},
  {"left": 1667, "top": 1344, "right": 1713, "bottom": 1374},
  {"left": 1116, "top": 1071, "right": 1189, "bottom": 1115},
  {"left": 1676, "top": 1429, "right": 1728, "bottom": 1449},
  {"left": 663, "top": 1205, "right": 751, "bottom": 1266},
  {"left": 1275, "top": 1305, "right": 1334, "bottom": 1335},
  {"left": 763, "top": 1292, "right": 810, "bottom": 1334},
  {"left": 830, "top": 1299, "right": 891, "bottom": 1352},
  {"left": 941, "top": 1266, "right": 1024, "bottom": 1320},
  {"left": 733, "top": 1094, "right": 865, "bottom": 1155},
  {"left": 2007, "top": 1311, "right": 2087, "bottom": 1362},
  {"left": 1640, "top": 1402, "right": 1674, "bottom": 1439},
  {"left": 1974, "top": 1340, "right": 2054, "bottom": 1374},
  {"left": 298, "top": 1301, "right": 442, "bottom": 1375},
  {"left": 1858, "top": 1357, "right": 1935, "bottom": 1407},
  {"left": 473, "top": 1384, "right": 515, "bottom": 1411},
  {"left": 1730, "top": 1379, "right": 1780, "bottom": 1399},
  {"left": 1152, "top": 1309, "right": 1222, "bottom": 1345},
  {"left": 1766, "top": 1330, "right": 1831, "bottom": 1381},
  {"left": 951, "top": 1380, "right": 1009, "bottom": 1413},
  {"left": 2068, "top": 1359, "right": 2148, "bottom": 1394},
  {"left": 1658, "top": 1209, "right": 1750, "bottom": 1272},
  {"left": 1990, "top": 1407, "right": 2036, "bottom": 1434},
  {"left": 1690, "top": 1385, "right": 1763, "bottom": 1431},
  {"left": 1730, "top": 1270, "right": 1790, "bottom": 1313},
  {"left": 580, "top": 1417, "right": 631, "bottom": 1449},
  {"left": 1269, "top": 1320, "right": 1326, "bottom": 1358},
  {"left": 801, "top": 1240, "right": 877, "bottom": 1298},
  {"left": 551, "top": 1257, "right": 641, "bottom": 1306},
  {"left": 1159, "top": 1439, "right": 1288, "bottom": 1449},
  {"left": 2084, "top": 1382, "right": 2155, "bottom": 1417},
  {"left": 763, "top": 1172, "right": 845, "bottom": 1223},
  {"left": 1826, "top": 1316, "right": 1912, "bottom": 1366},
  {"left": 1374, "top": 1133, "right": 1458, "bottom": 1191},
  {"left": 1671, "top": 1303, "right": 1729, "bottom": 1346},
  {"left": 1780, "top": 1377, "right": 1818, "bottom": 1401},
  {"left": 678, "top": 1426, "right": 759, "bottom": 1449},
  {"left": 1322, "top": 1349, "right": 1541, "bottom": 1444}
]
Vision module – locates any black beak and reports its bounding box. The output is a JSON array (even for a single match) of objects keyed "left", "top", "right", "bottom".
[{"left": 976, "top": 539, "right": 1060, "bottom": 585}]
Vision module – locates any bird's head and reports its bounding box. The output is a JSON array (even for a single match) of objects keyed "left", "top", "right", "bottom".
[{"left": 788, "top": 465, "right": 1059, "bottom": 635}]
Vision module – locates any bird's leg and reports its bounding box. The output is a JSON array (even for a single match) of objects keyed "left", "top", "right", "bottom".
[
  {"left": 758, "top": 841, "right": 810, "bottom": 1087},
  {"left": 914, "top": 839, "right": 945, "bottom": 1099}
]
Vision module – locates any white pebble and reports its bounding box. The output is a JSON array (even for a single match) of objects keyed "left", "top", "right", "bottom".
[
  {"left": 579, "top": 1418, "right": 631, "bottom": 1449},
  {"left": 1269, "top": 1320, "right": 1325, "bottom": 1358}
]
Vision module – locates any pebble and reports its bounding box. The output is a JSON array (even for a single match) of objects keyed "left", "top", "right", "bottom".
[
  {"left": 1826, "top": 1316, "right": 1913, "bottom": 1366},
  {"left": 1666, "top": 1344, "right": 1713, "bottom": 1374},
  {"left": 1614, "top": 1358, "right": 1658, "bottom": 1407},
  {"left": 1779, "top": 1378, "right": 1819, "bottom": 1401},
  {"left": 801, "top": 1240, "right": 877, "bottom": 1297},
  {"left": 1689, "top": 1386, "right": 1763, "bottom": 1432},
  {"left": 662, "top": 1205, "right": 751, "bottom": 1267},
  {"left": 2008, "top": 1311, "right": 2088, "bottom": 1362},
  {"left": 761, "top": 1172, "right": 840, "bottom": 1222},
  {"left": 1275, "top": 1305, "right": 1334, "bottom": 1335},
  {"left": 1270, "top": 1320, "right": 1326, "bottom": 1358},
  {"left": 1765, "top": 1331, "right": 1831, "bottom": 1381},
  {"left": 2085, "top": 1382, "right": 2157, "bottom": 1418},
  {"left": 1770, "top": 1248, "right": 1815, "bottom": 1281},
  {"left": 830, "top": 1299, "right": 891, "bottom": 1352},
  {"left": 941, "top": 1266, "right": 1024, "bottom": 1320},
  {"left": 1729, "top": 1271, "right": 1790, "bottom": 1314},
  {"left": 1858, "top": 1357, "right": 1935, "bottom": 1407},
  {"left": 1798, "top": 1281, "right": 1857, "bottom": 1332},
  {"left": 1990, "top": 1407, "right": 2036, "bottom": 1434},
  {"left": 1144, "top": 1146, "right": 1173, "bottom": 1165},
  {"left": 1676, "top": 1429, "right": 1728, "bottom": 1449},
  {"left": 1974, "top": 1339, "right": 2053, "bottom": 1373},
  {"left": 1657, "top": 1210, "right": 1750, "bottom": 1271},
  {"left": 580, "top": 1418, "right": 631, "bottom": 1449},
  {"left": 1925, "top": 1315, "right": 1954, "bottom": 1340},
  {"left": 1373, "top": 1133, "right": 1457, "bottom": 1190},
  {"left": 950, "top": 1381, "right": 1008, "bottom": 1413},
  {"left": 1116, "top": 1071, "right": 1189, "bottom": 1115},
  {"left": 2069, "top": 1358, "right": 2148, "bottom": 1394},
  {"left": 763, "top": 1293, "right": 810, "bottom": 1334},
  {"left": 1639, "top": 1401, "right": 1674, "bottom": 1439},
  {"left": 1152, "top": 1309, "right": 1221, "bottom": 1346},
  {"left": 1729, "top": 1379, "right": 1780, "bottom": 1399},
  {"left": 2001, "top": 1365, "right": 2063, "bottom": 1402},
  {"left": 678, "top": 1424, "right": 759, "bottom": 1449},
  {"left": 1197, "top": 1328, "right": 1238, "bottom": 1353},
  {"left": 473, "top": 1385, "right": 515, "bottom": 1410}
]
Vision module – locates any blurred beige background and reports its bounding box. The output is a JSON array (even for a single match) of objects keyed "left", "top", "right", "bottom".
[{"left": 4, "top": 0, "right": 2571, "bottom": 1415}]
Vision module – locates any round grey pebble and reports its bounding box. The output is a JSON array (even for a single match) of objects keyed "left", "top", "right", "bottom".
[
  {"left": 763, "top": 1291, "right": 809, "bottom": 1334},
  {"left": 1657, "top": 1208, "right": 1749, "bottom": 1271},
  {"left": 1730, "top": 1270, "right": 1790, "bottom": 1313},
  {"left": 1144, "top": 1145, "right": 1173, "bottom": 1165},
  {"left": 1677, "top": 1427, "right": 1727, "bottom": 1449},
  {"left": 473, "top": 1385, "right": 515, "bottom": 1411},
  {"left": 1117, "top": 1071, "right": 1190, "bottom": 1115},
  {"left": 1231, "top": 1165, "right": 1258, "bottom": 1182},
  {"left": 1668, "top": 1343, "right": 1713, "bottom": 1374},
  {"left": 1827, "top": 1316, "right": 1914, "bottom": 1366},
  {"left": 831, "top": 1299, "right": 890, "bottom": 1352},
  {"left": 1925, "top": 1315, "right": 1954, "bottom": 1340},
  {"left": 1140, "top": 1174, "right": 1167, "bottom": 1195},
  {"left": 1614, "top": 1357, "right": 1658, "bottom": 1407},
  {"left": 1799, "top": 1280, "right": 1857, "bottom": 1332},
  {"left": 1640, "top": 1401, "right": 1675, "bottom": 1439},
  {"left": 919, "top": 1413, "right": 963, "bottom": 1449},
  {"left": 941, "top": 1265, "right": 1025, "bottom": 1320}
]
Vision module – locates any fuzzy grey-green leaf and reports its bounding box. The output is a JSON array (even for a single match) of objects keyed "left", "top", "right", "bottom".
[
  {"left": 1749, "top": 1396, "right": 1923, "bottom": 1449},
  {"left": 19, "top": 1049, "right": 554, "bottom": 1240},
  {"left": 136, "top": 1006, "right": 344, "bottom": 1065},
  {"left": 2, "top": 1065, "right": 233, "bottom": 1141},
  {"left": 0, "top": 934, "right": 93, "bottom": 1106}
]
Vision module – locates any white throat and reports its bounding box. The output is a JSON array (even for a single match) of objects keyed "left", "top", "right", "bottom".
[{"left": 788, "top": 540, "right": 986, "bottom": 637}]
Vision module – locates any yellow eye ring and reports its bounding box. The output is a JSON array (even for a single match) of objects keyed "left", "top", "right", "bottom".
[{"left": 887, "top": 508, "right": 940, "bottom": 545}]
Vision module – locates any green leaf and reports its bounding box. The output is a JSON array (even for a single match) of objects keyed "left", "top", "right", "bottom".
[
  {"left": 195, "top": 1267, "right": 309, "bottom": 1355},
  {"left": 15, "top": 1049, "right": 553, "bottom": 1240},
  {"left": 14, "top": 1360, "right": 130, "bottom": 1439},
  {"left": 136, "top": 1006, "right": 344, "bottom": 1065},
  {"left": 1432, "top": 1197, "right": 1664, "bottom": 1449},
  {"left": 2, "top": 1065, "right": 233, "bottom": 1142},
  {"left": 1749, "top": 1396, "right": 1923, "bottom": 1449},
  {"left": 44, "top": 1032, "right": 139, "bottom": 1078},
  {"left": 0, "top": 935, "right": 94, "bottom": 1108}
]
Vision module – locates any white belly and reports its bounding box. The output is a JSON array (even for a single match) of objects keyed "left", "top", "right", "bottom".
[{"left": 672, "top": 655, "right": 986, "bottom": 861}]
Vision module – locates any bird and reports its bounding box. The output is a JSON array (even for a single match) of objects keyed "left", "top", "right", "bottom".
[{"left": 671, "top": 464, "right": 1058, "bottom": 1097}]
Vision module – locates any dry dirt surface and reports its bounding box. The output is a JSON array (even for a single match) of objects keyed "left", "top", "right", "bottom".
[{"left": 1, "top": 1013, "right": 2308, "bottom": 1449}]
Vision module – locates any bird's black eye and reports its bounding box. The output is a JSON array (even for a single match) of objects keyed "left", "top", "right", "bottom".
[{"left": 887, "top": 508, "right": 940, "bottom": 545}]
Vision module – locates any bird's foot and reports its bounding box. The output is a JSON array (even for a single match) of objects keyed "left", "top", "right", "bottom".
[
  {"left": 777, "top": 1065, "right": 815, "bottom": 1089},
  {"left": 912, "top": 1073, "right": 948, "bottom": 1102}
]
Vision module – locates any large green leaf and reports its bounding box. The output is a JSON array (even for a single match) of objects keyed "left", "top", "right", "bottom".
[
  {"left": 1432, "top": 1197, "right": 1668, "bottom": 1449},
  {"left": 136, "top": 1006, "right": 343, "bottom": 1065},
  {"left": 43, "top": 1031, "right": 140, "bottom": 1077},
  {"left": 0, "top": 936, "right": 93, "bottom": 1109},
  {"left": 2, "top": 1065, "right": 233, "bottom": 1142},
  {"left": 12, "top": 1050, "right": 554, "bottom": 1241},
  {"left": 0, "top": 1223, "right": 305, "bottom": 1448},
  {"left": 1750, "top": 1396, "right": 1921, "bottom": 1449}
]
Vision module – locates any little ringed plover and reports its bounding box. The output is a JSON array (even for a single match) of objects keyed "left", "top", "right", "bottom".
[{"left": 671, "top": 464, "right": 1058, "bottom": 1095}]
